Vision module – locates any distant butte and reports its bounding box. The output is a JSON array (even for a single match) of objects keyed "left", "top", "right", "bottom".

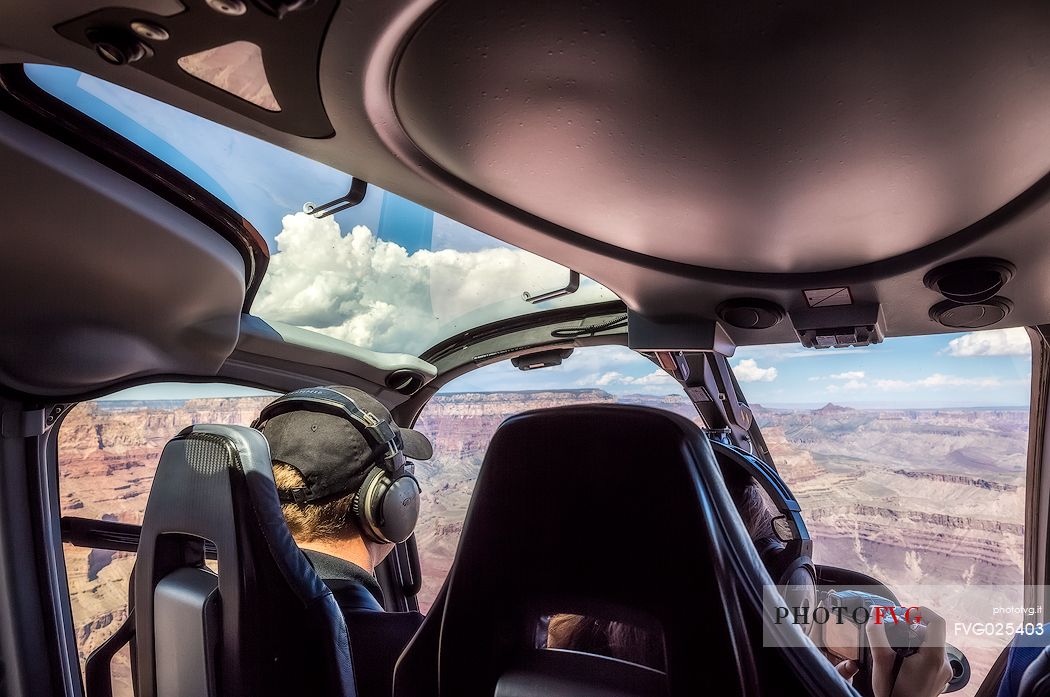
[
  {"left": 57, "top": 391, "right": 1027, "bottom": 689},
  {"left": 815, "top": 402, "right": 854, "bottom": 414}
]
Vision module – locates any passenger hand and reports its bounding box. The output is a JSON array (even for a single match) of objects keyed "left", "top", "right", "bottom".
[{"left": 867, "top": 606, "right": 952, "bottom": 697}]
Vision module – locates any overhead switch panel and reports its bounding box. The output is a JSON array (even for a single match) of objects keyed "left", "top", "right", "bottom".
[{"left": 790, "top": 303, "right": 886, "bottom": 349}]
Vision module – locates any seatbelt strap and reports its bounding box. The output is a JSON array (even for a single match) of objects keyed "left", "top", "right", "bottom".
[{"left": 888, "top": 652, "right": 905, "bottom": 697}]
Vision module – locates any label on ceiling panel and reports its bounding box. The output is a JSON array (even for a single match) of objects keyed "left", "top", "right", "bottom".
[{"left": 803, "top": 287, "right": 853, "bottom": 308}]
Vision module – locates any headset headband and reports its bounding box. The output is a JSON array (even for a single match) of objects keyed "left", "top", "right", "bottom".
[
  {"left": 711, "top": 440, "right": 813, "bottom": 560},
  {"left": 252, "top": 387, "right": 406, "bottom": 472}
]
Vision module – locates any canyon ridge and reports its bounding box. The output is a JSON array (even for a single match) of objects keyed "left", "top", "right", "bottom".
[{"left": 58, "top": 391, "right": 1027, "bottom": 697}]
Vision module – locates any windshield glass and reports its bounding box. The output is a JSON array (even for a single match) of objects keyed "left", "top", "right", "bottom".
[
  {"left": 25, "top": 64, "right": 616, "bottom": 355},
  {"left": 733, "top": 327, "right": 1032, "bottom": 694}
]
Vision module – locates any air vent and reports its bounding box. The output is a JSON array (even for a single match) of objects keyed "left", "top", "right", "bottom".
[
  {"left": 716, "top": 298, "right": 785, "bottom": 330},
  {"left": 924, "top": 258, "right": 1015, "bottom": 304},
  {"left": 385, "top": 369, "right": 425, "bottom": 395},
  {"left": 929, "top": 297, "right": 1013, "bottom": 329}
]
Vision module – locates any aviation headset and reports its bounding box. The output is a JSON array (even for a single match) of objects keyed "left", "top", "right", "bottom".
[
  {"left": 710, "top": 440, "right": 816, "bottom": 610},
  {"left": 252, "top": 386, "right": 422, "bottom": 545}
]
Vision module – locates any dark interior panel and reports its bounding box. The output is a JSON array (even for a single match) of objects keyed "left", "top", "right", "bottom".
[
  {"left": 395, "top": 0, "right": 1050, "bottom": 275},
  {"left": 0, "top": 110, "right": 245, "bottom": 395}
]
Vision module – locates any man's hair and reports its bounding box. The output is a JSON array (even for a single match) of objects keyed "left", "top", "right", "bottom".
[
  {"left": 272, "top": 462, "right": 360, "bottom": 542},
  {"left": 736, "top": 478, "right": 779, "bottom": 542},
  {"left": 548, "top": 614, "right": 664, "bottom": 670}
]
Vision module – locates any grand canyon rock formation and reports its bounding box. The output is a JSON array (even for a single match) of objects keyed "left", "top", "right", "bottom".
[{"left": 58, "top": 394, "right": 1026, "bottom": 697}]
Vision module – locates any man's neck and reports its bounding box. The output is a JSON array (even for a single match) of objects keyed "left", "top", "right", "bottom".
[{"left": 298, "top": 536, "right": 375, "bottom": 573}]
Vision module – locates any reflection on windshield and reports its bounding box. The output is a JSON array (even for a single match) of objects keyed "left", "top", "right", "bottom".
[{"left": 25, "top": 64, "right": 616, "bottom": 355}]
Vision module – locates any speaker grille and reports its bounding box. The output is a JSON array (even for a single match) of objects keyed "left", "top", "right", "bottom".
[
  {"left": 716, "top": 298, "right": 785, "bottom": 329},
  {"left": 929, "top": 297, "right": 1012, "bottom": 329},
  {"left": 924, "top": 258, "right": 1015, "bottom": 304}
]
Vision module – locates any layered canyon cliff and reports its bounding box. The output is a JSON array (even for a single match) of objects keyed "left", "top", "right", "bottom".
[{"left": 58, "top": 394, "right": 1026, "bottom": 697}]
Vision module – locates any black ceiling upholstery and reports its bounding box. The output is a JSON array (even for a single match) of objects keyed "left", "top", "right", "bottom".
[
  {"left": 395, "top": 0, "right": 1050, "bottom": 274},
  {"left": 0, "top": 107, "right": 245, "bottom": 395}
]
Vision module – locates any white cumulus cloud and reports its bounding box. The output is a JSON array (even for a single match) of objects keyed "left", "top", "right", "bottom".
[
  {"left": 593, "top": 369, "right": 678, "bottom": 389},
  {"left": 830, "top": 371, "right": 865, "bottom": 380},
  {"left": 822, "top": 372, "right": 1008, "bottom": 394},
  {"left": 253, "top": 213, "right": 609, "bottom": 354},
  {"left": 871, "top": 379, "right": 910, "bottom": 391},
  {"left": 918, "top": 374, "right": 1001, "bottom": 388},
  {"left": 813, "top": 371, "right": 866, "bottom": 383},
  {"left": 733, "top": 358, "right": 778, "bottom": 383},
  {"left": 872, "top": 374, "right": 1003, "bottom": 391},
  {"left": 826, "top": 379, "right": 868, "bottom": 393},
  {"left": 944, "top": 328, "right": 1030, "bottom": 357}
]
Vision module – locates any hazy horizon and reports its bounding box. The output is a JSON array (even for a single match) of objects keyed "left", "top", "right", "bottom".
[{"left": 94, "top": 391, "right": 1030, "bottom": 412}]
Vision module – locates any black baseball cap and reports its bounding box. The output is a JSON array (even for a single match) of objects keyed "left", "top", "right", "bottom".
[{"left": 255, "top": 386, "right": 432, "bottom": 504}]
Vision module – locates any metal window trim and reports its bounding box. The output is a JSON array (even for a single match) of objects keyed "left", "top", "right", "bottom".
[
  {"left": 1024, "top": 326, "right": 1050, "bottom": 612},
  {"left": 38, "top": 406, "right": 86, "bottom": 697}
]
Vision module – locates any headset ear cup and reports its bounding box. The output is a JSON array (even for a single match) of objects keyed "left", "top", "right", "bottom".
[
  {"left": 781, "top": 559, "right": 817, "bottom": 616},
  {"left": 769, "top": 552, "right": 817, "bottom": 634},
  {"left": 353, "top": 467, "right": 389, "bottom": 544},
  {"left": 755, "top": 538, "right": 816, "bottom": 616},
  {"left": 377, "top": 475, "right": 421, "bottom": 544},
  {"left": 353, "top": 468, "right": 422, "bottom": 545}
]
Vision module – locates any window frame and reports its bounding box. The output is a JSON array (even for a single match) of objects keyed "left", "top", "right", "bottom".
[
  {"left": 1024, "top": 327, "right": 1050, "bottom": 598},
  {"left": 732, "top": 330, "right": 1042, "bottom": 697},
  {"left": 46, "top": 379, "right": 283, "bottom": 697}
]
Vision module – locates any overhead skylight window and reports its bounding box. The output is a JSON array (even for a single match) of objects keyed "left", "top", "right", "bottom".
[
  {"left": 24, "top": 64, "right": 618, "bottom": 356},
  {"left": 177, "top": 41, "right": 280, "bottom": 112}
]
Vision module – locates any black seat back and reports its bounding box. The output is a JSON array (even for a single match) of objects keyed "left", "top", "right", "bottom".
[
  {"left": 419, "top": 404, "right": 758, "bottom": 697},
  {"left": 396, "top": 404, "right": 854, "bottom": 697},
  {"left": 133, "top": 424, "right": 356, "bottom": 697},
  {"left": 342, "top": 610, "right": 424, "bottom": 697}
]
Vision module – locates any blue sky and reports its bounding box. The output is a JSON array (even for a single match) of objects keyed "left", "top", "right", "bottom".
[
  {"left": 731, "top": 329, "right": 1032, "bottom": 408},
  {"left": 25, "top": 64, "right": 496, "bottom": 255},
  {"left": 27, "top": 64, "right": 617, "bottom": 356},
  {"left": 33, "top": 66, "right": 1033, "bottom": 410},
  {"left": 440, "top": 331, "right": 1032, "bottom": 408}
]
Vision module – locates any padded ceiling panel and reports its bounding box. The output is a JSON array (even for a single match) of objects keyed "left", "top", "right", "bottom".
[
  {"left": 395, "top": 0, "right": 1050, "bottom": 273},
  {"left": 0, "top": 109, "right": 245, "bottom": 396}
]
